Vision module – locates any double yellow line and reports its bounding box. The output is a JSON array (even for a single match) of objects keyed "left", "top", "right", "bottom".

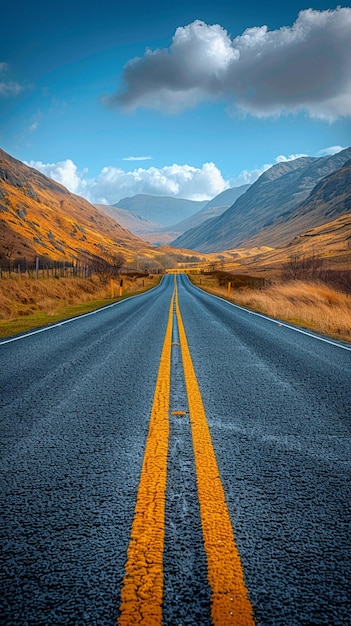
[{"left": 118, "top": 281, "right": 255, "bottom": 625}]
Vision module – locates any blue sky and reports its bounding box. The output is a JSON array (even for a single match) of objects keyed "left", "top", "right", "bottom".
[{"left": 1, "top": 0, "right": 350, "bottom": 204}]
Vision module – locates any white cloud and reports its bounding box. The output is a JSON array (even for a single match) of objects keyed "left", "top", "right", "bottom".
[
  {"left": 0, "top": 62, "right": 24, "bottom": 98},
  {"left": 316, "top": 145, "right": 345, "bottom": 156},
  {"left": 109, "top": 8, "right": 351, "bottom": 120},
  {"left": 230, "top": 153, "right": 308, "bottom": 186},
  {"left": 26, "top": 159, "right": 230, "bottom": 204},
  {"left": 122, "top": 155, "right": 153, "bottom": 161},
  {"left": 27, "top": 153, "right": 318, "bottom": 204},
  {"left": 275, "top": 153, "right": 308, "bottom": 163},
  {"left": 230, "top": 164, "right": 272, "bottom": 187},
  {"left": 26, "top": 159, "right": 88, "bottom": 196}
]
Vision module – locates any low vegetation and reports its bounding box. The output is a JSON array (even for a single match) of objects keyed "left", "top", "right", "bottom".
[
  {"left": 2, "top": 267, "right": 350, "bottom": 344},
  {"left": 190, "top": 272, "right": 351, "bottom": 344},
  {"left": 0, "top": 273, "right": 161, "bottom": 338}
]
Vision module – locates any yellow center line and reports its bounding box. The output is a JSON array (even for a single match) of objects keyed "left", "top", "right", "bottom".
[
  {"left": 118, "top": 291, "right": 174, "bottom": 626},
  {"left": 118, "top": 278, "right": 255, "bottom": 625},
  {"left": 175, "top": 283, "right": 255, "bottom": 626}
]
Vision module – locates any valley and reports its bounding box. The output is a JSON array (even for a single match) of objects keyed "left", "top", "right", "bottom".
[{"left": 1, "top": 146, "right": 350, "bottom": 345}]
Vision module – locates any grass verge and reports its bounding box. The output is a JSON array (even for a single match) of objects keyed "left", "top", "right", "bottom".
[
  {"left": 0, "top": 274, "right": 161, "bottom": 339},
  {"left": 189, "top": 274, "right": 351, "bottom": 344}
]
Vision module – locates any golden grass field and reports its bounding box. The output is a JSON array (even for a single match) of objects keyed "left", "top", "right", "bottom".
[
  {"left": 190, "top": 274, "right": 351, "bottom": 344},
  {"left": 1, "top": 270, "right": 350, "bottom": 344},
  {"left": 0, "top": 274, "right": 161, "bottom": 338}
]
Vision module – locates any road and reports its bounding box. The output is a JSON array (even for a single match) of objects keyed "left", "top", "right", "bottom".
[{"left": 1, "top": 273, "right": 350, "bottom": 625}]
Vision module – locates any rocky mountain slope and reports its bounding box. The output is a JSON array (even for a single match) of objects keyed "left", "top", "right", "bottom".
[
  {"left": 234, "top": 211, "right": 351, "bottom": 275},
  {"left": 243, "top": 160, "right": 351, "bottom": 248},
  {"left": 0, "top": 149, "right": 192, "bottom": 269},
  {"left": 172, "top": 148, "right": 351, "bottom": 252},
  {"left": 168, "top": 184, "right": 250, "bottom": 235}
]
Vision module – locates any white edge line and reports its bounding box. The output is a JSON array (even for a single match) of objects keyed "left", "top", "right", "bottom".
[
  {"left": 0, "top": 277, "right": 164, "bottom": 347},
  {"left": 188, "top": 277, "right": 351, "bottom": 353}
]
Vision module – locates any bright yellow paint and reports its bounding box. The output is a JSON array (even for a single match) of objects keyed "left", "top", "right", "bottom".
[
  {"left": 175, "top": 285, "right": 255, "bottom": 626},
  {"left": 118, "top": 292, "right": 174, "bottom": 626},
  {"left": 119, "top": 281, "right": 255, "bottom": 625}
]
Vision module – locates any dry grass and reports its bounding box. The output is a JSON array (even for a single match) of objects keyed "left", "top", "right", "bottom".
[
  {"left": 0, "top": 274, "right": 157, "bottom": 319},
  {"left": 2, "top": 272, "right": 350, "bottom": 344},
  {"left": 0, "top": 274, "right": 160, "bottom": 337},
  {"left": 190, "top": 275, "right": 351, "bottom": 344}
]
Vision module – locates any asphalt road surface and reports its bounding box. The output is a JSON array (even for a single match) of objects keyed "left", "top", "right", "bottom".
[{"left": 1, "top": 273, "right": 350, "bottom": 625}]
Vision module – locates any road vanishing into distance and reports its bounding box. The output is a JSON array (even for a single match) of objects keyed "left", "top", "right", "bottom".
[{"left": 1, "top": 273, "right": 351, "bottom": 625}]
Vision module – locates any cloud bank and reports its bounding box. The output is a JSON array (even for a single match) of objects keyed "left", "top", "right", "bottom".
[
  {"left": 26, "top": 151, "right": 323, "bottom": 204},
  {"left": 26, "top": 160, "right": 230, "bottom": 204},
  {"left": 109, "top": 8, "right": 351, "bottom": 120}
]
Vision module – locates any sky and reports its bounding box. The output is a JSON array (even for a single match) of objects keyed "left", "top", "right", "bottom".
[{"left": 1, "top": 0, "right": 350, "bottom": 205}]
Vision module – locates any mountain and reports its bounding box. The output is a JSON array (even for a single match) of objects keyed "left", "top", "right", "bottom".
[
  {"left": 95, "top": 204, "right": 162, "bottom": 234},
  {"left": 98, "top": 185, "right": 251, "bottom": 246},
  {"left": 0, "top": 149, "right": 174, "bottom": 267},
  {"left": 234, "top": 211, "right": 351, "bottom": 276},
  {"left": 202, "top": 185, "right": 252, "bottom": 212},
  {"left": 242, "top": 159, "right": 351, "bottom": 248},
  {"left": 172, "top": 148, "right": 351, "bottom": 252},
  {"left": 168, "top": 184, "right": 251, "bottom": 234},
  {"left": 115, "top": 194, "right": 207, "bottom": 226}
]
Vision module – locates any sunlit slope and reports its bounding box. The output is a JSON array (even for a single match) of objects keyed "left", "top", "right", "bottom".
[
  {"left": 226, "top": 212, "right": 351, "bottom": 274},
  {"left": 0, "top": 149, "right": 158, "bottom": 264},
  {"left": 0, "top": 149, "right": 205, "bottom": 268}
]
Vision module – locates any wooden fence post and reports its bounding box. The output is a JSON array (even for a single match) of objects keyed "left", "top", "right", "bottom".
[{"left": 110, "top": 279, "right": 115, "bottom": 298}]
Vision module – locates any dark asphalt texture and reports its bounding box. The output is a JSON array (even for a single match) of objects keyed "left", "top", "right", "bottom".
[{"left": 1, "top": 273, "right": 351, "bottom": 625}]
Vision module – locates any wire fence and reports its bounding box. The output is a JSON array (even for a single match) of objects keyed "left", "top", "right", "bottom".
[
  {"left": 0, "top": 257, "right": 93, "bottom": 279},
  {"left": 0, "top": 256, "right": 164, "bottom": 280}
]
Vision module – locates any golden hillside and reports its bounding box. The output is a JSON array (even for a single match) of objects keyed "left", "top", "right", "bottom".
[
  {"left": 221, "top": 212, "right": 351, "bottom": 278},
  {"left": 0, "top": 150, "right": 143, "bottom": 262},
  {"left": 1, "top": 148, "right": 350, "bottom": 279},
  {"left": 0, "top": 149, "right": 208, "bottom": 271}
]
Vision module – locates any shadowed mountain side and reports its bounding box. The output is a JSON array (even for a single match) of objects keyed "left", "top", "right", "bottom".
[
  {"left": 98, "top": 185, "right": 251, "bottom": 245},
  {"left": 114, "top": 194, "right": 207, "bottom": 226},
  {"left": 167, "top": 184, "right": 251, "bottom": 235},
  {"left": 171, "top": 148, "right": 351, "bottom": 252},
  {"left": 242, "top": 161, "right": 351, "bottom": 248}
]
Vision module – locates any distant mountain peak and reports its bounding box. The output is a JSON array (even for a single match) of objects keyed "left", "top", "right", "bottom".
[
  {"left": 259, "top": 157, "right": 315, "bottom": 182},
  {"left": 114, "top": 193, "right": 208, "bottom": 226}
]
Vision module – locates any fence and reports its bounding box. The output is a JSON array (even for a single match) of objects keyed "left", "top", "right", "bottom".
[
  {"left": 0, "top": 256, "right": 93, "bottom": 279},
  {"left": 0, "top": 256, "right": 165, "bottom": 280}
]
